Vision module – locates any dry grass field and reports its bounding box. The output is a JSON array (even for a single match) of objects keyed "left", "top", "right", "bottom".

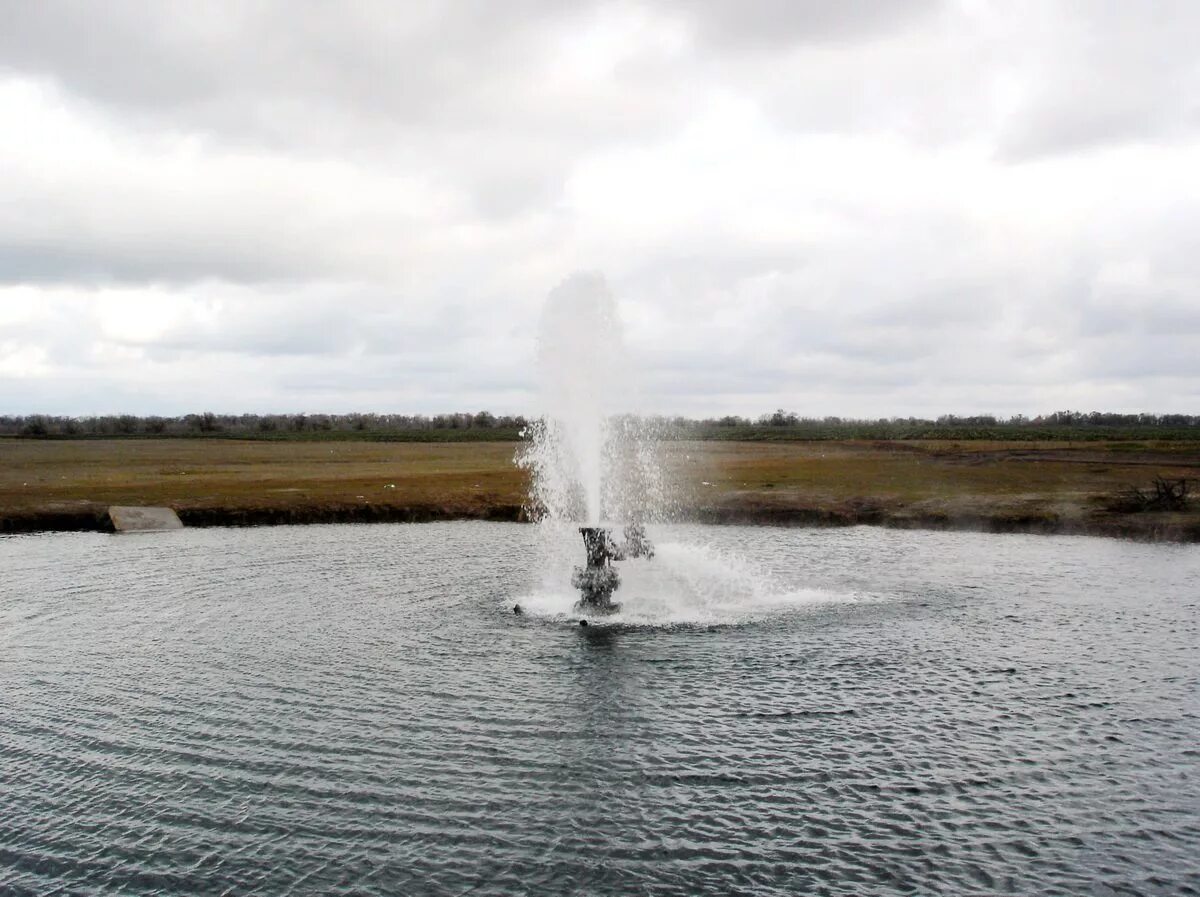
[
  {"left": 0, "top": 439, "right": 528, "bottom": 528},
  {"left": 672, "top": 439, "right": 1200, "bottom": 537},
  {"left": 2, "top": 437, "right": 1198, "bottom": 539}
]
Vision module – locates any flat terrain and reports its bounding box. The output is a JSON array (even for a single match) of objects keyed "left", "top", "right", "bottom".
[
  {"left": 2, "top": 438, "right": 1198, "bottom": 540},
  {"left": 677, "top": 439, "right": 1200, "bottom": 540},
  {"left": 0, "top": 439, "right": 527, "bottom": 529}
]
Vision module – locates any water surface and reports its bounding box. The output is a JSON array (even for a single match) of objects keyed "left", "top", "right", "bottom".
[{"left": 1, "top": 523, "right": 1197, "bottom": 895}]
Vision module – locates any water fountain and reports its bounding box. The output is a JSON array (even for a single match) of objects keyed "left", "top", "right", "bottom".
[
  {"left": 517, "top": 273, "right": 666, "bottom": 616},
  {"left": 515, "top": 273, "right": 838, "bottom": 625}
]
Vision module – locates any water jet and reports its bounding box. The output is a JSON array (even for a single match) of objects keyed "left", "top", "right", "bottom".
[{"left": 517, "top": 273, "right": 667, "bottom": 616}]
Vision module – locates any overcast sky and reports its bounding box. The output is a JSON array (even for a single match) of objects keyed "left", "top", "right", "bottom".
[{"left": 2, "top": 0, "right": 1198, "bottom": 418}]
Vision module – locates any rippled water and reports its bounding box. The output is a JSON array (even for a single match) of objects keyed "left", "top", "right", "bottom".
[{"left": 2, "top": 523, "right": 1198, "bottom": 896}]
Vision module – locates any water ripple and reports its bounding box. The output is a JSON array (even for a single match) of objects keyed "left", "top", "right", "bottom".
[{"left": 1, "top": 523, "right": 1198, "bottom": 896}]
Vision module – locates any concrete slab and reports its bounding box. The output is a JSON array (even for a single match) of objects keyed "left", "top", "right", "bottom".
[{"left": 108, "top": 506, "right": 184, "bottom": 532}]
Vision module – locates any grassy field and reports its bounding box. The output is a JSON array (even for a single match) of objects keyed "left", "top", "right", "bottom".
[
  {"left": 675, "top": 439, "right": 1199, "bottom": 531},
  {"left": 2, "top": 437, "right": 1198, "bottom": 539},
  {"left": 0, "top": 439, "right": 528, "bottom": 527}
]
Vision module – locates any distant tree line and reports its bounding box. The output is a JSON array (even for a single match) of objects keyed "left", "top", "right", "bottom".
[
  {"left": 675, "top": 410, "right": 1200, "bottom": 442},
  {"left": 695, "top": 409, "right": 1200, "bottom": 429},
  {"left": 0, "top": 411, "right": 527, "bottom": 439},
  {"left": 2, "top": 409, "right": 1198, "bottom": 441}
]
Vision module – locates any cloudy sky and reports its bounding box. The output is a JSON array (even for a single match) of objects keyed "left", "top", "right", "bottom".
[{"left": 2, "top": 0, "right": 1198, "bottom": 418}]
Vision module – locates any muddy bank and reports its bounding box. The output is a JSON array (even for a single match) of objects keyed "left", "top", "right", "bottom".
[
  {"left": 0, "top": 502, "right": 526, "bottom": 535},
  {"left": 3, "top": 498, "right": 1197, "bottom": 543},
  {"left": 691, "top": 503, "right": 1200, "bottom": 543}
]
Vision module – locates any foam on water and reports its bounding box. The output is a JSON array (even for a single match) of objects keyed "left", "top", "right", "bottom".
[{"left": 516, "top": 533, "right": 858, "bottom": 626}]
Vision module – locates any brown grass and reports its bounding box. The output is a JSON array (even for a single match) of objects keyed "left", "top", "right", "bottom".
[
  {"left": 3, "top": 437, "right": 1198, "bottom": 539},
  {"left": 669, "top": 439, "right": 1200, "bottom": 538},
  {"left": 672, "top": 438, "right": 1200, "bottom": 501},
  {"left": 0, "top": 439, "right": 527, "bottom": 517}
]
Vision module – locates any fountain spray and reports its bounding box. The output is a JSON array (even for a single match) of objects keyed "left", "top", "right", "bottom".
[{"left": 517, "top": 273, "right": 666, "bottom": 614}]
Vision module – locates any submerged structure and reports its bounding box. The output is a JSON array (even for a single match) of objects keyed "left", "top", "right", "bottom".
[{"left": 571, "top": 525, "right": 654, "bottom": 614}]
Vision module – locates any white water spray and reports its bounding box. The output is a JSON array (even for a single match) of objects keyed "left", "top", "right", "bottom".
[
  {"left": 517, "top": 272, "right": 666, "bottom": 526},
  {"left": 516, "top": 273, "right": 851, "bottom": 623}
]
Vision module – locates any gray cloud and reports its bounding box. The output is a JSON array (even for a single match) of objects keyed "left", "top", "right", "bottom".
[
  {"left": 0, "top": 1, "right": 940, "bottom": 127},
  {"left": 996, "top": 1, "right": 1200, "bottom": 159},
  {"left": 0, "top": 2, "right": 556, "bottom": 123},
  {"left": 661, "top": 0, "right": 941, "bottom": 49},
  {"left": 1, "top": 1, "right": 1198, "bottom": 416}
]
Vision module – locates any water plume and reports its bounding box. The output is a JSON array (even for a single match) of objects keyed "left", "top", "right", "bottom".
[
  {"left": 515, "top": 273, "right": 836, "bottom": 624},
  {"left": 517, "top": 272, "right": 667, "bottom": 526}
]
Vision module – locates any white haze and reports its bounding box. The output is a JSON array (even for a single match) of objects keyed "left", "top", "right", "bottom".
[{"left": 519, "top": 272, "right": 669, "bottom": 525}]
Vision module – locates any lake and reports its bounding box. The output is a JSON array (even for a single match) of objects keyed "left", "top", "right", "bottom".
[{"left": 1, "top": 522, "right": 1197, "bottom": 895}]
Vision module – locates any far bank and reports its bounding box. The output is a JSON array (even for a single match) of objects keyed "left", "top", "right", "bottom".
[{"left": 1, "top": 438, "right": 1196, "bottom": 542}]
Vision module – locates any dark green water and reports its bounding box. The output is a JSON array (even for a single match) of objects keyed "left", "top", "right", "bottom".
[{"left": 1, "top": 523, "right": 1197, "bottom": 895}]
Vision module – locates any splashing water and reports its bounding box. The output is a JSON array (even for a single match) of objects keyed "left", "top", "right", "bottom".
[
  {"left": 515, "top": 273, "right": 851, "bottom": 623},
  {"left": 517, "top": 535, "right": 859, "bottom": 626},
  {"left": 516, "top": 272, "right": 667, "bottom": 526}
]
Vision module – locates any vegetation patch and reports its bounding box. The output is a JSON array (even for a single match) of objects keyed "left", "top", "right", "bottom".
[{"left": 1107, "top": 476, "right": 1191, "bottom": 513}]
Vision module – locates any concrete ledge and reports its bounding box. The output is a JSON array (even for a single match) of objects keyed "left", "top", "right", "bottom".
[{"left": 108, "top": 506, "right": 184, "bottom": 532}]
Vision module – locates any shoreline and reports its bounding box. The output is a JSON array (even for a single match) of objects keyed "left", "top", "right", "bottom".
[{"left": 3, "top": 501, "right": 1196, "bottom": 543}]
